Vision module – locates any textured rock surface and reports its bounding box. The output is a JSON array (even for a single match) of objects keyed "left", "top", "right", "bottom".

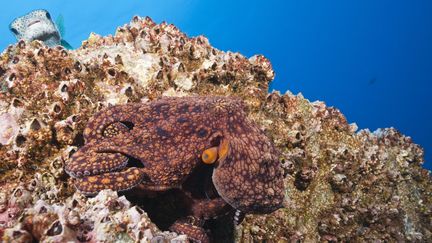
[
  {"left": 0, "top": 16, "right": 430, "bottom": 242},
  {"left": 2, "top": 190, "right": 184, "bottom": 242}
]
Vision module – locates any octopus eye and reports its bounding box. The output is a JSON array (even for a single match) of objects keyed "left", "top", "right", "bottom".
[
  {"left": 45, "top": 12, "right": 51, "bottom": 20},
  {"left": 202, "top": 147, "right": 218, "bottom": 164},
  {"left": 103, "top": 122, "right": 132, "bottom": 138},
  {"left": 10, "top": 28, "right": 19, "bottom": 35}
]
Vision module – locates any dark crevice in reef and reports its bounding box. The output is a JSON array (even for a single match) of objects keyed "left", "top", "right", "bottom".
[
  {"left": 72, "top": 133, "right": 85, "bottom": 147},
  {"left": 122, "top": 163, "right": 235, "bottom": 242},
  {"left": 50, "top": 126, "right": 61, "bottom": 149}
]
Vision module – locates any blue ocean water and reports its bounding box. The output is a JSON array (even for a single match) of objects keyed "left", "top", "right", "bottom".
[{"left": 1, "top": 1, "right": 431, "bottom": 169}]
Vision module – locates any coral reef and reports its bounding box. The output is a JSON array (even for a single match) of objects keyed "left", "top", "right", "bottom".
[{"left": 0, "top": 16, "right": 430, "bottom": 242}]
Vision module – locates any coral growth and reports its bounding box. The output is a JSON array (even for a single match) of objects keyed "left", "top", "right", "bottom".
[{"left": 0, "top": 16, "right": 430, "bottom": 242}]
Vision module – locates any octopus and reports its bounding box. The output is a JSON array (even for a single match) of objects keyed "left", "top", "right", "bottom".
[{"left": 65, "top": 96, "right": 285, "bottom": 242}]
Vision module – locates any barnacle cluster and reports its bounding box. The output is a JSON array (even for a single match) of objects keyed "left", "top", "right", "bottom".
[
  {"left": 0, "top": 16, "right": 430, "bottom": 242},
  {"left": 2, "top": 190, "right": 185, "bottom": 242},
  {"left": 238, "top": 92, "right": 431, "bottom": 242}
]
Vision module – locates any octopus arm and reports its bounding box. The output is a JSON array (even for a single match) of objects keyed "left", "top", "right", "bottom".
[
  {"left": 73, "top": 167, "right": 147, "bottom": 195},
  {"left": 65, "top": 142, "right": 128, "bottom": 178}
]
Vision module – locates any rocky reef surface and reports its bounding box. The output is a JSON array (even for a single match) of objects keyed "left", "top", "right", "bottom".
[{"left": 0, "top": 16, "right": 430, "bottom": 242}]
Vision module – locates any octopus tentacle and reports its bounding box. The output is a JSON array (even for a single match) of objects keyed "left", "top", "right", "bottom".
[
  {"left": 190, "top": 197, "right": 231, "bottom": 220},
  {"left": 169, "top": 219, "right": 210, "bottom": 243},
  {"left": 233, "top": 209, "right": 246, "bottom": 225},
  {"left": 65, "top": 145, "right": 128, "bottom": 178},
  {"left": 73, "top": 167, "right": 147, "bottom": 195}
]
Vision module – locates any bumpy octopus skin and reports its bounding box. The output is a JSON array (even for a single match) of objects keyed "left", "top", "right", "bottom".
[{"left": 65, "top": 96, "right": 285, "bottom": 215}]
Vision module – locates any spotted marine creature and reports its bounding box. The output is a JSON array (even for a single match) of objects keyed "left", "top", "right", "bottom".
[
  {"left": 65, "top": 96, "right": 286, "bottom": 242},
  {"left": 9, "top": 9, "right": 73, "bottom": 49}
]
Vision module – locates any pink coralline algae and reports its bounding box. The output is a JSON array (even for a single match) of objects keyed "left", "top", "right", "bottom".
[{"left": 0, "top": 16, "right": 430, "bottom": 242}]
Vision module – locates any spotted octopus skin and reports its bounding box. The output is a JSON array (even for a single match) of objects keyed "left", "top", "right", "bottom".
[{"left": 65, "top": 96, "right": 285, "bottom": 214}]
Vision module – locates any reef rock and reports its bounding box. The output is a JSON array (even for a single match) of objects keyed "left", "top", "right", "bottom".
[
  {"left": 2, "top": 189, "right": 184, "bottom": 242},
  {"left": 0, "top": 16, "right": 430, "bottom": 242}
]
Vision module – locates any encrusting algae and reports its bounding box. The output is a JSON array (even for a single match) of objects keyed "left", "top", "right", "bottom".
[{"left": 0, "top": 16, "right": 430, "bottom": 242}]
